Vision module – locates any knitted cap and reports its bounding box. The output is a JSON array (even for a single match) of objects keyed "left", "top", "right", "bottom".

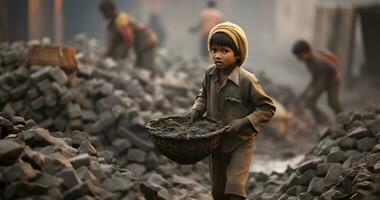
[{"left": 208, "top": 22, "right": 249, "bottom": 66}]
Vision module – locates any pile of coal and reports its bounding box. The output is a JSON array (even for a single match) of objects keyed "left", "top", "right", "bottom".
[
  {"left": 0, "top": 113, "right": 213, "bottom": 200},
  {"left": 246, "top": 105, "right": 380, "bottom": 200},
  {"left": 148, "top": 116, "right": 222, "bottom": 138}
]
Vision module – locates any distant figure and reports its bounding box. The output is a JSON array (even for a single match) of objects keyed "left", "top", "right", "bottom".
[
  {"left": 292, "top": 40, "right": 343, "bottom": 124},
  {"left": 148, "top": 13, "right": 166, "bottom": 47},
  {"left": 190, "top": 1, "right": 222, "bottom": 58},
  {"left": 99, "top": 0, "right": 160, "bottom": 75}
]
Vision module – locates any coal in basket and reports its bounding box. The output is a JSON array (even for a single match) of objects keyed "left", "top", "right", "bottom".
[{"left": 146, "top": 116, "right": 226, "bottom": 164}]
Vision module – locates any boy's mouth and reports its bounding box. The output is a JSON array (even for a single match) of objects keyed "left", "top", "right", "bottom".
[{"left": 215, "top": 61, "right": 223, "bottom": 66}]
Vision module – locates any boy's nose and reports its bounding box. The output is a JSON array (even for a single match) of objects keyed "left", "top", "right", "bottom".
[{"left": 214, "top": 52, "right": 222, "bottom": 59}]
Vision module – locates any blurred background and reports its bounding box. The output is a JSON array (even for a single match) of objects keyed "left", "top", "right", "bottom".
[{"left": 1, "top": 0, "right": 380, "bottom": 92}]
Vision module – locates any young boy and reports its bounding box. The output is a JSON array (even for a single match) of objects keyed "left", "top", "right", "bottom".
[
  {"left": 189, "top": 22, "right": 276, "bottom": 200},
  {"left": 292, "top": 40, "right": 343, "bottom": 124}
]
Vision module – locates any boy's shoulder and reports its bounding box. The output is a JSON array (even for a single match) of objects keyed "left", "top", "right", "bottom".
[
  {"left": 205, "top": 64, "right": 217, "bottom": 73},
  {"left": 239, "top": 67, "right": 259, "bottom": 84}
]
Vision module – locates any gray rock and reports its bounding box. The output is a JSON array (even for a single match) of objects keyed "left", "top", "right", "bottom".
[
  {"left": 99, "top": 150, "right": 114, "bottom": 164},
  {"left": 34, "top": 173, "right": 64, "bottom": 188},
  {"left": 3, "top": 181, "right": 48, "bottom": 200},
  {"left": 156, "top": 164, "right": 176, "bottom": 178},
  {"left": 299, "top": 193, "right": 316, "bottom": 200},
  {"left": 118, "top": 126, "right": 154, "bottom": 151},
  {"left": 90, "top": 111, "right": 115, "bottom": 133},
  {"left": 68, "top": 103, "right": 82, "bottom": 119},
  {"left": 147, "top": 172, "right": 170, "bottom": 188},
  {"left": 39, "top": 118, "right": 53, "bottom": 128},
  {"left": 56, "top": 167, "right": 83, "bottom": 189},
  {"left": 37, "top": 78, "right": 52, "bottom": 92},
  {"left": 112, "top": 138, "right": 131, "bottom": 154},
  {"left": 3, "top": 161, "right": 37, "bottom": 182},
  {"left": 307, "top": 177, "right": 328, "bottom": 195},
  {"left": 126, "top": 163, "right": 146, "bottom": 176},
  {"left": 22, "top": 128, "right": 54, "bottom": 147},
  {"left": 27, "top": 88, "right": 40, "bottom": 100},
  {"left": 338, "top": 137, "right": 357, "bottom": 150},
  {"left": 21, "top": 147, "right": 44, "bottom": 169},
  {"left": 298, "top": 169, "right": 317, "bottom": 186},
  {"left": 353, "top": 168, "right": 374, "bottom": 183},
  {"left": 0, "top": 140, "right": 24, "bottom": 165},
  {"left": 49, "top": 67, "right": 68, "bottom": 85},
  {"left": 63, "top": 180, "right": 102, "bottom": 200},
  {"left": 327, "top": 150, "right": 348, "bottom": 163},
  {"left": 357, "top": 137, "right": 377, "bottom": 152},
  {"left": 146, "top": 151, "right": 159, "bottom": 170},
  {"left": 368, "top": 118, "right": 380, "bottom": 135},
  {"left": 350, "top": 192, "right": 365, "bottom": 200},
  {"left": 367, "top": 153, "right": 380, "bottom": 169},
  {"left": 45, "top": 92, "right": 57, "bottom": 107},
  {"left": 298, "top": 159, "right": 321, "bottom": 174},
  {"left": 374, "top": 161, "right": 380, "bottom": 173},
  {"left": 316, "top": 163, "right": 330, "bottom": 177},
  {"left": 98, "top": 163, "right": 114, "bottom": 178},
  {"left": 12, "top": 116, "right": 25, "bottom": 125},
  {"left": 356, "top": 181, "right": 373, "bottom": 190},
  {"left": 71, "top": 130, "right": 90, "bottom": 147},
  {"left": 348, "top": 127, "right": 369, "bottom": 139},
  {"left": 172, "top": 174, "right": 201, "bottom": 188},
  {"left": 78, "top": 141, "right": 98, "bottom": 156},
  {"left": 53, "top": 117, "right": 67, "bottom": 131},
  {"left": 46, "top": 187, "right": 64, "bottom": 199},
  {"left": 372, "top": 144, "right": 380, "bottom": 153},
  {"left": 11, "top": 83, "right": 28, "bottom": 99},
  {"left": 286, "top": 185, "right": 307, "bottom": 196},
  {"left": 102, "top": 175, "right": 134, "bottom": 192},
  {"left": 69, "top": 153, "right": 91, "bottom": 169},
  {"left": 81, "top": 110, "right": 97, "bottom": 122},
  {"left": 42, "top": 154, "right": 72, "bottom": 175},
  {"left": 76, "top": 166, "right": 99, "bottom": 183},
  {"left": 30, "top": 67, "right": 52, "bottom": 82},
  {"left": 321, "top": 188, "right": 337, "bottom": 200},
  {"left": 127, "top": 148, "right": 146, "bottom": 163},
  {"left": 30, "top": 96, "right": 45, "bottom": 110},
  {"left": 325, "top": 163, "right": 343, "bottom": 183}
]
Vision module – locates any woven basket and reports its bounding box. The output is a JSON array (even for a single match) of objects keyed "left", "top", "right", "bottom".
[{"left": 146, "top": 116, "right": 226, "bottom": 165}]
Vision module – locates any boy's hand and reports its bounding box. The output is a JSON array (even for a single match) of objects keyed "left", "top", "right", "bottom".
[
  {"left": 186, "top": 110, "right": 201, "bottom": 123},
  {"left": 225, "top": 118, "right": 255, "bottom": 135}
]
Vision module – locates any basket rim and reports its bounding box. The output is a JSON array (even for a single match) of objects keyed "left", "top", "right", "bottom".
[{"left": 146, "top": 115, "right": 226, "bottom": 140}]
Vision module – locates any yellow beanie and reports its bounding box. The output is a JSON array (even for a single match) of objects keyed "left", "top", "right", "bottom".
[{"left": 208, "top": 22, "right": 249, "bottom": 66}]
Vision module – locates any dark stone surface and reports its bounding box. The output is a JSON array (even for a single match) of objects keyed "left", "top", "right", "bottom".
[
  {"left": 357, "top": 137, "right": 377, "bottom": 152},
  {"left": 0, "top": 140, "right": 24, "bottom": 165}
]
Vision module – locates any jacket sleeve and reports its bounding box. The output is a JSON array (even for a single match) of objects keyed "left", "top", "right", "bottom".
[
  {"left": 245, "top": 78, "right": 276, "bottom": 134},
  {"left": 192, "top": 72, "right": 207, "bottom": 115}
]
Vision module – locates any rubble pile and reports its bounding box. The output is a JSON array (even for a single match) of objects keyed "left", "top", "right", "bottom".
[
  {"left": 0, "top": 41, "right": 208, "bottom": 174},
  {"left": 0, "top": 113, "right": 213, "bottom": 200},
  {"left": 0, "top": 41, "right": 215, "bottom": 199},
  {"left": 246, "top": 105, "right": 380, "bottom": 200}
]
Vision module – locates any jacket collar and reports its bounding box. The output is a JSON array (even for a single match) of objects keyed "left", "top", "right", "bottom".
[{"left": 209, "top": 66, "right": 240, "bottom": 86}]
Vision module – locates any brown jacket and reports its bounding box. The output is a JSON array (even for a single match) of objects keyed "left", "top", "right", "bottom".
[{"left": 192, "top": 65, "right": 276, "bottom": 152}]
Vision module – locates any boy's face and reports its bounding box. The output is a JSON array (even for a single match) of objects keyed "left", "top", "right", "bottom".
[{"left": 210, "top": 45, "right": 239, "bottom": 69}]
